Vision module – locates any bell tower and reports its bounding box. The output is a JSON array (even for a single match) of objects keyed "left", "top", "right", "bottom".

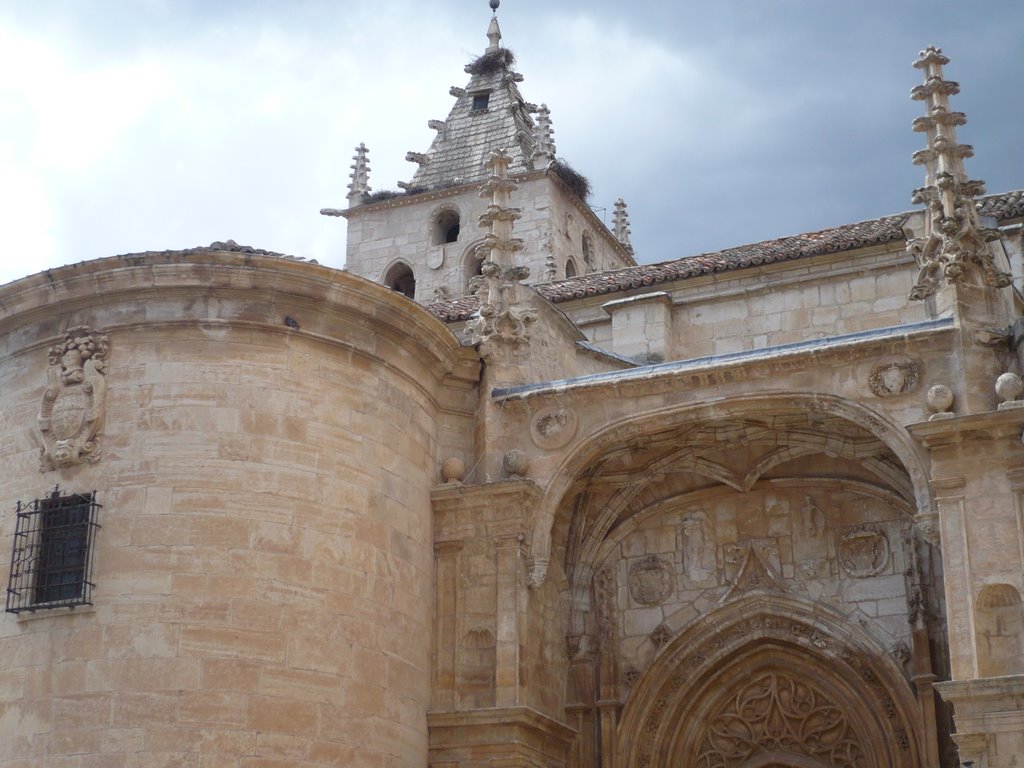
[{"left": 321, "top": 1, "right": 636, "bottom": 304}]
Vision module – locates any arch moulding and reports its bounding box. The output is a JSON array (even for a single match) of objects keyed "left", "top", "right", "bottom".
[
  {"left": 525, "top": 393, "right": 933, "bottom": 587},
  {"left": 615, "top": 594, "right": 923, "bottom": 768}
]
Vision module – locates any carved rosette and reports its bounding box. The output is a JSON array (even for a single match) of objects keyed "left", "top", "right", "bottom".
[
  {"left": 530, "top": 406, "right": 578, "bottom": 450},
  {"left": 38, "top": 326, "right": 110, "bottom": 472},
  {"left": 868, "top": 358, "right": 920, "bottom": 397},
  {"left": 838, "top": 524, "right": 890, "bottom": 578},
  {"left": 628, "top": 556, "right": 674, "bottom": 607}
]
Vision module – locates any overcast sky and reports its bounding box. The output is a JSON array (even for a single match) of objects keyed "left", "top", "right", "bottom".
[{"left": 2, "top": 0, "right": 1023, "bottom": 288}]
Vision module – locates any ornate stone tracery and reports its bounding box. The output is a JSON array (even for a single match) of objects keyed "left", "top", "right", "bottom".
[
  {"left": 38, "top": 326, "right": 110, "bottom": 471},
  {"left": 696, "top": 671, "right": 865, "bottom": 768},
  {"left": 616, "top": 597, "right": 921, "bottom": 768}
]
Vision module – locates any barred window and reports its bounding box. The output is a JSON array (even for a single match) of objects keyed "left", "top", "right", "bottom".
[{"left": 5, "top": 488, "right": 101, "bottom": 613}]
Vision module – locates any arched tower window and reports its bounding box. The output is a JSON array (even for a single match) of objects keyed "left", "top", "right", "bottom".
[
  {"left": 433, "top": 208, "right": 461, "bottom": 245},
  {"left": 384, "top": 262, "right": 416, "bottom": 300},
  {"left": 565, "top": 258, "right": 578, "bottom": 279},
  {"left": 976, "top": 583, "right": 1024, "bottom": 676}
]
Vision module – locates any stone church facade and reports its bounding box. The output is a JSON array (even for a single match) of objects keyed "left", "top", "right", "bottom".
[{"left": 2, "top": 8, "right": 1023, "bottom": 768}]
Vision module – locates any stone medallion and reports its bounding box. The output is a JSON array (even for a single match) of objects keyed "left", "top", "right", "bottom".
[
  {"left": 530, "top": 406, "right": 578, "bottom": 450},
  {"left": 629, "top": 555, "right": 674, "bottom": 606},
  {"left": 868, "top": 357, "right": 920, "bottom": 397},
  {"left": 838, "top": 524, "right": 890, "bottom": 577}
]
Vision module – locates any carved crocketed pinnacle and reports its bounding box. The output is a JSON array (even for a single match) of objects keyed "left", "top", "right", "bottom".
[
  {"left": 612, "top": 198, "right": 634, "bottom": 255},
  {"left": 465, "top": 147, "right": 536, "bottom": 350},
  {"left": 346, "top": 143, "right": 371, "bottom": 206},
  {"left": 907, "top": 47, "right": 1010, "bottom": 300},
  {"left": 532, "top": 104, "right": 556, "bottom": 168}
]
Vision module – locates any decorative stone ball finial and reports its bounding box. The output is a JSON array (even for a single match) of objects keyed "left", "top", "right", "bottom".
[
  {"left": 490, "top": 0, "right": 500, "bottom": 11},
  {"left": 926, "top": 384, "right": 954, "bottom": 420},
  {"left": 502, "top": 449, "right": 529, "bottom": 478},
  {"left": 995, "top": 372, "right": 1024, "bottom": 410},
  {"left": 442, "top": 457, "right": 466, "bottom": 483}
]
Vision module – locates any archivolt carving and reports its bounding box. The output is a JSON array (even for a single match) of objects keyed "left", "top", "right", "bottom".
[
  {"left": 696, "top": 672, "right": 865, "bottom": 768},
  {"left": 38, "top": 326, "right": 110, "bottom": 471},
  {"left": 619, "top": 597, "right": 920, "bottom": 768}
]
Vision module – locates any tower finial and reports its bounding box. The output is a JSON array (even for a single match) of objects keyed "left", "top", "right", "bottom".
[
  {"left": 347, "top": 143, "right": 371, "bottom": 207},
  {"left": 486, "top": 1, "right": 502, "bottom": 52},
  {"left": 906, "top": 46, "right": 1009, "bottom": 300}
]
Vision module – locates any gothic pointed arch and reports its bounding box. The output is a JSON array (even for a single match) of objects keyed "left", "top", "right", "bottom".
[
  {"left": 383, "top": 259, "right": 416, "bottom": 299},
  {"left": 615, "top": 595, "right": 923, "bottom": 768}
]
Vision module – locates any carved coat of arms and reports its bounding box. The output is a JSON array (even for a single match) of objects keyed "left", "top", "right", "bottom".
[{"left": 38, "top": 327, "right": 110, "bottom": 471}]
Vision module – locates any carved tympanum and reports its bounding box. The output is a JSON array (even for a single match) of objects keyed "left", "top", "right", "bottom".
[
  {"left": 838, "top": 525, "right": 890, "bottom": 578},
  {"left": 38, "top": 326, "right": 110, "bottom": 472},
  {"left": 629, "top": 556, "right": 674, "bottom": 606},
  {"left": 696, "top": 671, "right": 866, "bottom": 768}
]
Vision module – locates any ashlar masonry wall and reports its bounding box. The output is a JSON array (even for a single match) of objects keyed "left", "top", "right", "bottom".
[
  {"left": 0, "top": 253, "right": 478, "bottom": 768},
  {"left": 342, "top": 173, "right": 632, "bottom": 303}
]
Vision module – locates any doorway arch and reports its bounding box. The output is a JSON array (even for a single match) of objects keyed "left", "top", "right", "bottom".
[{"left": 615, "top": 595, "right": 922, "bottom": 768}]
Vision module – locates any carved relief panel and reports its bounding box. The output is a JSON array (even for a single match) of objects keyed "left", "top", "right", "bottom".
[
  {"left": 38, "top": 326, "right": 110, "bottom": 471},
  {"left": 609, "top": 487, "right": 914, "bottom": 679},
  {"left": 628, "top": 556, "right": 674, "bottom": 606}
]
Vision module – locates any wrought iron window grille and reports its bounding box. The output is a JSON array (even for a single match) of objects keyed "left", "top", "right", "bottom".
[{"left": 5, "top": 487, "right": 101, "bottom": 614}]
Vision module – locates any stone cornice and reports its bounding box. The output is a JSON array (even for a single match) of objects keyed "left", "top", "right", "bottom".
[
  {"left": 492, "top": 318, "right": 954, "bottom": 405},
  {"left": 427, "top": 704, "right": 577, "bottom": 743},
  {"left": 334, "top": 170, "right": 550, "bottom": 218},
  {"left": 907, "top": 408, "right": 1024, "bottom": 448},
  {"left": 0, "top": 251, "right": 481, "bottom": 392},
  {"left": 432, "top": 479, "right": 542, "bottom": 542}
]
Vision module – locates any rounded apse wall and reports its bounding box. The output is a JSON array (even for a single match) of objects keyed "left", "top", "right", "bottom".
[{"left": 0, "top": 252, "right": 474, "bottom": 767}]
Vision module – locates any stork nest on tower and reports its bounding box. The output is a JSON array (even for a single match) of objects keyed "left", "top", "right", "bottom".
[
  {"left": 465, "top": 48, "right": 516, "bottom": 75},
  {"left": 550, "top": 159, "right": 592, "bottom": 202}
]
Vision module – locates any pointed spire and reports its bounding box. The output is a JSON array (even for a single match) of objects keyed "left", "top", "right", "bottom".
[
  {"left": 346, "top": 143, "right": 371, "bottom": 207},
  {"left": 486, "top": 0, "right": 502, "bottom": 53},
  {"left": 612, "top": 198, "right": 634, "bottom": 255},
  {"left": 907, "top": 47, "right": 1009, "bottom": 300},
  {"left": 532, "top": 104, "right": 556, "bottom": 168}
]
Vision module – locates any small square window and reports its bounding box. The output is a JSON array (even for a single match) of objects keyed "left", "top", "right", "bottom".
[
  {"left": 471, "top": 93, "right": 490, "bottom": 111},
  {"left": 5, "top": 488, "right": 101, "bottom": 613}
]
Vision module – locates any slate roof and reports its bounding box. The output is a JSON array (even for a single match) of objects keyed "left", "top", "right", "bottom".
[
  {"left": 426, "top": 189, "right": 1024, "bottom": 323},
  {"left": 405, "top": 31, "right": 537, "bottom": 190}
]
